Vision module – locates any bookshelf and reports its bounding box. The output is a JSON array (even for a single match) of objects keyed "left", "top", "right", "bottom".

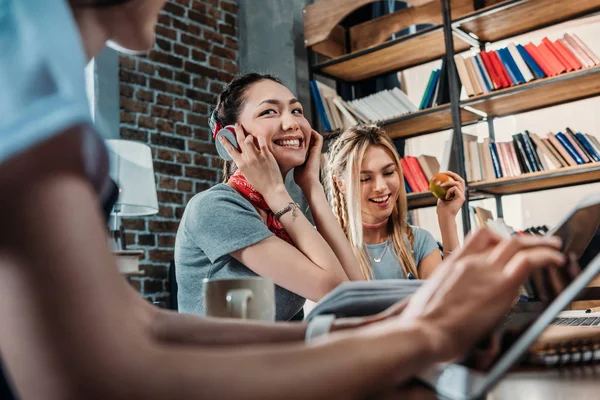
[{"left": 304, "top": 0, "right": 600, "bottom": 234}]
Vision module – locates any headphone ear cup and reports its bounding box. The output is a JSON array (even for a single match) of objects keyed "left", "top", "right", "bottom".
[{"left": 215, "top": 127, "right": 238, "bottom": 161}]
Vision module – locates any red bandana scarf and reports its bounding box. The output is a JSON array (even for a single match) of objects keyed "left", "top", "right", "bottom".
[{"left": 228, "top": 170, "right": 294, "bottom": 245}]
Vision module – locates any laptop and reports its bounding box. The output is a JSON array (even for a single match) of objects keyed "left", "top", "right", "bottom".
[{"left": 418, "top": 193, "right": 600, "bottom": 400}]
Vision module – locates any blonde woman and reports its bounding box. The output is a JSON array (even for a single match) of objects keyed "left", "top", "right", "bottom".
[{"left": 325, "top": 125, "right": 466, "bottom": 280}]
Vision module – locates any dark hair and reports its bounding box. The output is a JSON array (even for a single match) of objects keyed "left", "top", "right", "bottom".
[
  {"left": 212, "top": 73, "right": 284, "bottom": 182},
  {"left": 70, "top": 0, "right": 131, "bottom": 8}
]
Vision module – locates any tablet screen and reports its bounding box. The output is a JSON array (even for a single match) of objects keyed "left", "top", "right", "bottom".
[{"left": 462, "top": 196, "right": 600, "bottom": 371}]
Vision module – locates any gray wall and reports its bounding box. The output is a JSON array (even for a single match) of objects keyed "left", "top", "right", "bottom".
[{"left": 238, "top": 0, "right": 312, "bottom": 122}]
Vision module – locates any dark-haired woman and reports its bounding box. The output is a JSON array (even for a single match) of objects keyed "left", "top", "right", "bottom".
[
  {"left": 0, "top": 0, "right": 566, "bottom": 399},
  {"left": 175, "top": 74, "right": 363, "bottom": 320}
]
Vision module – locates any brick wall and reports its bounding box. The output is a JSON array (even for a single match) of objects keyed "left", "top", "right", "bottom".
[{"left": 118, "top": 0, "right": 239, "bottom": 306}]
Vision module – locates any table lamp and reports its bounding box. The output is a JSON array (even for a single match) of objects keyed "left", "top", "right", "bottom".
[{"left": 105, "top": 139, "right": 159, "bottom": 250}]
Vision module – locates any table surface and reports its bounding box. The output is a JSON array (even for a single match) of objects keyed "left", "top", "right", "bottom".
[{"left": 380, "top": 365, "right": 600, "bottom": 400}]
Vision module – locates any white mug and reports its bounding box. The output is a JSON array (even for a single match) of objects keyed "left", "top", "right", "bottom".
[{"left": 202, "top": 277, "right": 275, "bottom": 320}]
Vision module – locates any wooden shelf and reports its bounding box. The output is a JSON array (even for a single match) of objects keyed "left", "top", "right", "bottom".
[
  {"left": 313, "top": 27, "right": 470, "bottom": 82},
  {"left": 383, "top": 105, "right": 480, "bottom": 139},
  {"left": 310, "top": 0, "right": 600, "bottom": 82},
  {"left": 468, "top": 163, "right": 600, "bottom": 196},
  {"left": 456, "top": 0, "right": 600, "bottom": 44},
  {"left": 461, "top": 66, "right": 600, "bottom": 119},
  {"left": 407, "top": 192, "right": 438, "bottom": 209}
]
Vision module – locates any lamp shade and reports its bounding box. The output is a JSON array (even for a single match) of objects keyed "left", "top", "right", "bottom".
[{"left": 106, "top": 139, "right": 159, "bottom": 217}]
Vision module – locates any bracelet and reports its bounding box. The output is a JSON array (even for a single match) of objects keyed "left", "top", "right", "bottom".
[
  {"left": 305, "top": 314, "right": 336, "bottom": 342},
  {"left": 274, "top": 202, "right": 300, "bottom": 222}
]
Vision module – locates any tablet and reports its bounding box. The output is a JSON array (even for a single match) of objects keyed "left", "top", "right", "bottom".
[{"left": 418, "top": 192, "right": 600, "bottom": 400}]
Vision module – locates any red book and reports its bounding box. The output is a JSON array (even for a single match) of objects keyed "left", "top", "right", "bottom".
[
  {"left": 542, "top": 38, "right": 573, "bottom": 72},
  {"left": 480, "top": 51, "right": 504, "bottom": 89},
  {"left": 553, "top": 39, "right": 583, "bottom": 70},
  {"left": 405, "top": 156, "right": 430, "bottom": 192},
  {"left": 400, "top": 158, "right": 423, "bottom": 192},
  {"left": 524, "top": 43, "right": 556, "bottom": 76},
  {"left": 489, "top": 51, "right": 512, "bottom": 87},
  {"left": 538, "top": 42, "right": 566, "bottom": 74}
]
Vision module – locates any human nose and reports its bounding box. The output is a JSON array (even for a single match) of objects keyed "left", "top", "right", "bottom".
[
  {"left": 281, "top": 112, "right": 300, "bottom": 131},
  {"left": 373, "top": 174, "right": 388, "bottom": 192}
]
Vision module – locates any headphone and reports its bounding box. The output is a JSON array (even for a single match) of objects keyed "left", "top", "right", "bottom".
[{"left": 209, "top": 110, "right": 238, "bottom": 161}]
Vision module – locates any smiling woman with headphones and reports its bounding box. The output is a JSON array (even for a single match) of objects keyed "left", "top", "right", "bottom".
[{"left": 174, "top": 73, "right": 364, "bottom": 321}]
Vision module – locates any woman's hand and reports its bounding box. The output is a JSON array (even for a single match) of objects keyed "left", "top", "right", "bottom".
[
  {"left": 219, "top": 123, "right": 286, "bottom": 198},
  {"left": 435, "top": 171, "right": 465, "bottom": 219},
  {"left": 294, "top": 129, "right": 324, "bottom": 191},
  {"left": 369, "top": 228, "right": 565, "bottom": 363}
]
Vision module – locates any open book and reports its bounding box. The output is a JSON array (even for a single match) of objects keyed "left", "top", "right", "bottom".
[{"left": 306, "top": 280, "right": 423, "bottom": 321}]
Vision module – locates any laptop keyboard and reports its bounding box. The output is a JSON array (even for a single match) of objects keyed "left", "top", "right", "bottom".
[{"left": 552, "top": 317, "right": 600, "bottom": 326}]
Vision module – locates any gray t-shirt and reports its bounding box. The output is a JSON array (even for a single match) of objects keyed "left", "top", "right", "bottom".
[
  {"left": 365, "top": 226, "right": 439, "bottom": 280},
  {"left": 174, "top": 184, "right": 306, "bottom": 321}
]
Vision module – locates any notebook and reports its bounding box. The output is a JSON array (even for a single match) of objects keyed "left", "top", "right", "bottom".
[{"left": 527, "top": 324, "right": 600, "bottom": 366}]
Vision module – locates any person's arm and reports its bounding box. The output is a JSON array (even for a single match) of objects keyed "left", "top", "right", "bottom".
[
  {"left": 294, "top": 130, "right": 364, "bottom": 280},
  {"left": 0, "top": 134, "right": 436, "bottom": 399},
  {"left": 218, "top": 126, "right": 350, "bottom": 300},
  {"left": 417, "top": 250, "right": 443, "bottom": 279},
  {"left": 435, "top": 171, "right": 465, "bottom": 256}
]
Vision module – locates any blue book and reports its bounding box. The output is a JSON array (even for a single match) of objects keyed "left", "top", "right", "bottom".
[
  {"left": 423, "top": 69, "right": 441, "bottom": 109},
  {"left": 517, "top": 44, "right": 545, "bottom": 79},
  {"left": 555, "top": 132, "right": 585, "bottom": 164},
  {"left": 576, "top": 133, "right": 600, "bottom": 162},
  {"left": 497, "top": 48, "right": 520, "bottom": 85},
  {"left": 500, "top": 48, "right": 525, "bottom": 84},
  {"left": 309, "top": 80, "right": 332, "bottom": 132},
  {"left": 474, "top": 55, "right": 493, "bottom": 92},
  {"left": 489, "top": 142, "right": 503, "bottom": 178},
  {"left": 404, "top": 178, "right": 413, "bottom": 194}
]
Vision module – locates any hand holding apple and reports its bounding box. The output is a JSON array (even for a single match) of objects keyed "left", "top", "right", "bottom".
[{"left": 432, "top": 171, "right": 466, "bottom": 218}]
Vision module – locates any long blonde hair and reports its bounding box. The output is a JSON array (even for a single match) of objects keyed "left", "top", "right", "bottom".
[{"left": 324, "top": 125, "right": 418, "bottom": 280}]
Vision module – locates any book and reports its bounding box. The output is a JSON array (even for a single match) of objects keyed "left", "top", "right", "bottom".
[
  {"left": 537, "top": 42, "right": 566, "bottom": 75},
  {"left": 416, "top": 155, "right": 440, "bottom": 182},
  {"left": 419, "top": 69, "right": 439, "bottom": 110},
  {"left": 507, "top": 43, "right": 534, "bottom": 82},
  {"left": 512, "top": 134, "right": 532, "bottom": 173},
  {"left": 542, "top": 37, "right": 573, "bottom": 72},
  {"left": 540, "top": 137, "right": 567, "bottom": 168},
  {"left": 474, "top": 54, "right": 493, "bottom": 92},
  {"left": 499, "top": 47, "right": 524, "bottom": 84},
  {"left": 569, "top": 33, "right": 600, "bottom": 65},
  {"left": 309, "top": 80, "right": 332, "bottom": 131},
  {"left": 454, "top": 55, "right": 475, "bottom": 96},
  {"left": 495, "top": 142, "right": 512, "bottom": 177},
  {"left": 586, "top": 134, "right": 600, "bottom": 157},
  {"left": 401, "top": 158, "right": 422, "bottom": 193},
  {"left": 489, "top": 141, "right": 503, "bottom": 178},
  {"left": 307, "top": 280, "right": 423, "bottom": 320},
  {"left": 525, "top": 43, "right": 556, "bottom": 77},
  {"left": 490, "top": 50, "right": 513, "bottom": 87},
  {"left": 463, "top": 134, "right": 479, "bottom": 182},
  {"left": 479, "top": 138, "right": 495, "bottom": 181},
  {"left": 524, "top": 130, "right": 545, "bottom": 171},
  {"left": 563, "top": 34, "right": 595, "bottom": 68},
  {"left": 405, "top": 156, "right": 430, "bottom": 192},
  {"left": 404, "top": 178, "right": 413, "bottom": 194},
  {"left": 565, "top": 127, "right": 591, "bottom": 163},
  {"left": 528, "top": 132, "right": 560, "bottom": 170},
  {"left": 517, "top": 44, "right": 546, "bottom": 79},
  {"left": 481, "top": 50, "right": 504, "bottom": 89},
  {"left": 516, "top": 132, "right": 540, "bottom": 172},
  {"left": 474, "top": 206, "right": 494, "bottom": 228},
  {"left": 547, "top": 132, "right": 577, "bottom": 166},
  {"left": 555, "top": 132, "right": 585, "bottom": 164},
  {"left": 553, "top": 39, "right": 582, "bottom": 71},
  {"left": 576, "top": 132, "right": 600, "bottom": 162},
  {"left": 465, "top": 57, "right": 484, "bottom": 94}
]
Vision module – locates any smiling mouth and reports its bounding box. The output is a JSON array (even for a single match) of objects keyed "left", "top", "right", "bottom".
[
  {"left": 274, "top": 138, "right": 303, "bottom": 149},
  {"left": 369, "top": 194, "right": 391, "bottom": 204}
]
